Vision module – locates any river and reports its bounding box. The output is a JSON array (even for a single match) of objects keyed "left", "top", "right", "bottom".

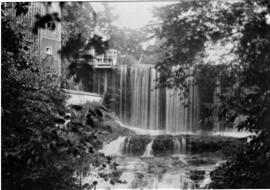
[
  {"left": 77, "top": 64, "right": 246, "bottom": 188},
  {"left": 83, "top": 135, "right": 225, "bottom": 189}
]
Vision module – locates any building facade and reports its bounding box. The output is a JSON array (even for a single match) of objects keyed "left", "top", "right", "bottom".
[{"left": 4, "top": 2, "right": 62, "bottom": 75}]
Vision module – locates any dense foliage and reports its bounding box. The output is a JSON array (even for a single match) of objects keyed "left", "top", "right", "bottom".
[
  {"left": 153, "top": 0, "right": 270, "bottom": 188},
  {"left": 1, "top": 3, "right": 121, "bottom": 190},
  {"left": 109, "top": 26, "right": 146, "bottom": 63},
  {"left": 109, "top": 25, "right": 164, "bottom": 65},
  {"left": 60, "top": 2, "right": 111, "bottom": 91},
  {"left": 61, "top": 2, "right": 109, "bottom": 61},
  {"left": 208, "top": 0, "right": 270, "bottom": 187}
]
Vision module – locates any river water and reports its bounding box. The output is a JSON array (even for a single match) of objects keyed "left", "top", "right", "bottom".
[
  {"left": 78, "top": 64, "right": 246, "bottom": 188},
  {"left": 84, "top": 64, "right": 200, "bottom": 134},
  {"left": 82, "top": 64, "right": 248, "bottom": 135},
  {"left": 83, "top": 136, "right": 225, "bottom": 189}
]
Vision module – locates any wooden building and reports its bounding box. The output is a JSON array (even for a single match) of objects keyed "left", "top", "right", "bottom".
[
  {"left": 26, "top": 2, "right": 61, "bottom": 75},
  {"left": 3, "top": 2, "right": 62, "bottom": 75}
]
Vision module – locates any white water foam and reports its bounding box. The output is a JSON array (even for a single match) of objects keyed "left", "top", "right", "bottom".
[
  {"left": 116, "top": 119, "right": 252, "bottom": 138},
  {"left": 115, "top": 119, "right": 195, "bottom": 136},
  {"left": 141, "top": 140, "right": 154, "bottom": 158},
  {"left": 212, "top": 131, "right": 252, "bottom": 138},
  {"left": 99, "top": 136, "right": 127, "bottom": 156}
]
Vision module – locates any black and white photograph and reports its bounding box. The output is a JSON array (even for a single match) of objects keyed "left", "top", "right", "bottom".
[{"left": 1, "top": 0, "right": 270, "bottom": 189}]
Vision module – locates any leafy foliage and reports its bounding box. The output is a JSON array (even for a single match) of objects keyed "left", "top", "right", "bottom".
[
  {"left": 109, "top": 26, "right": 146, "bottom": 62},
  {"left": 152, "top": 0, "right": 237, "bottom": 89},
  {"left": 61, "top": 2, "right": 109, "bottom": 62},
  {"left": 208, "top": 1, "right": 270, "bottom": 188},
  {"left": 209, "top": 133, "right": 270, "bottom": 188},
  {"left": 33, "top": 12, "right": 61, "bottom": 34},
  {"left": 1, "top": 3, "right": 121, "bottom": 190},
  {"left": 61, "top": 2, "right": 95, "bottom": 45},
  {"left": 153, "top": 0, "right": 270, "bottom": 188},
  {"left": 60, "top": 2, "right": 109, "bottom": 90}
]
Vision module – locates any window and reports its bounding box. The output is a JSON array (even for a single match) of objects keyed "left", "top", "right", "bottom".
[{"left": 46, "top": 47, "right": 52, "bottom": 55}]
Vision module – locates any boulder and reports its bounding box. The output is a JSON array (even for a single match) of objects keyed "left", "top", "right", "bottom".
[
  {"left": 124, "top": 135, "right": 152, "bottom": 156},
  {"left": 119, "top": 134, "right": 245, "bottom": 157}
]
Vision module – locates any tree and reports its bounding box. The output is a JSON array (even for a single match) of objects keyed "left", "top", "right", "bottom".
[
  {"left": 61, "top": 2, "right": 109, "bottom": 60},
  {"left": 1, "top": 3, "right": 121, "bottom": 190},
  {"left": 153, "top": 0, "right": 270, "bottom": 188},
  {"left": 208, "top": 0, "right": 270, "bottom": 187},
  {"left": 60, "top": 2, "right": 110, "bottom": 90},
  {"left": 95, "top": 2, "right": 118, "bottom": 36},
  {"left": 140, "top": 38, "right": 165, "bottom": 65},
  {"left": 109, "top": 26, "right": 147, "bottom": 64}
]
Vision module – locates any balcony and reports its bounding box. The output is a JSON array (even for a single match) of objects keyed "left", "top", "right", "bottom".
[{"left": 77, "top": 49, "right": 118, "bottom": 69}]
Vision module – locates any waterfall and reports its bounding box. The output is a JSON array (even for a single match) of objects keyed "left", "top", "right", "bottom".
[
  {"left": 124, "top": 65, "right": 195, "bottom": 133},
  {"left": 80, "top": 64, "right": 250, "bottom": 136},
  {"left": 142, "top": 140, "right": 154, "bottom": 157},
  {"left": 173, "top": 138, "right": 181, "bottom": 154},
  {"left": 99, "top": 136, "right": 127, "bottom": 156},
  {"left": 182, "top": 137, "right": 187, "bottom": 153},
  {"left": 87, "top": 64, "right": 201, "bottom": 134},
  {"left": 124, "top": 136, "right": 132, "bottom": 155},
  {"left": 166, "top": 89, "right": 187, "bottom": 133},
  {"left": 173, "top": 137, "right": 187, "bottom": 154}
]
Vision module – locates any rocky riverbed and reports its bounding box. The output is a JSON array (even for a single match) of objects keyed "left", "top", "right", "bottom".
[
  {"left": 83, "top": 153, "right": 226, "bottom": 189},
  {"left": 105, "top": 134, "right": 246, "bottom": 158},
  {"left": 92, "top": 133, "right": 245, "bottom": 189},
  {"left": 66, "top": 103, "right": 247, "bottom": 189}
]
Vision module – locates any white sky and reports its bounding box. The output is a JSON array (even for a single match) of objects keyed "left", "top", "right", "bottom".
[
  {"left": 112, "top": 2, "right": 177, "bottom": 29},
  {"left": 91, "top": 1, "right": 178, "bottom": 29}
]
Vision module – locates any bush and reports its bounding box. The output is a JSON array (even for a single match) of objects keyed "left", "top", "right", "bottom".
[
  {"left": 1, "top": 4, "right": 120, "bottom": 190},
  {"left": 208, "top": 133, "right": 270, "bottom": 188}
]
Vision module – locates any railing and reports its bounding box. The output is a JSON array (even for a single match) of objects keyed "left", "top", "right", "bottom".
[
  {"left": 79, "top": 49, "right": 118, "bottom": 69},
  {"left": 94, "top": 58, "right": 115, "bottom": 68}
]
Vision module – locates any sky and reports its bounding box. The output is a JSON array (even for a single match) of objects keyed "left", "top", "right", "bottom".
[
  {"left": 112, "top": 2, "right": 177, "bottom": 29},
  {"left": 91, "top": 1, "right": 178, "bottom": 29}
]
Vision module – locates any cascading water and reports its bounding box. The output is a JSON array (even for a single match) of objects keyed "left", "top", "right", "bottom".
[
  {"left": 85, "top": 64, "right": 246, "bottom": 135},
  {"left": 99, "top": 136, "right": 127, "bottom": 156},
  {"left": 172, "top": 137, "right": 187, "bottom": 155},
  {"left": 181, "top": 137, "right": 186, "bottom": 153},
  {"left": 173, "top": 138, "right": 181, "bottom": 154},
  {"left": 80, "top": 64, "right": 235, "bottom": 189},
  {"left": 125, "top": 65, "right": 200, "bottom": 133},
  {"left": 142, "top": 140, "right": 154, "bottom": 158},
  {"left": 124, "top": 136, "right": 132, "bottom": 155},
  {"left": 116, "top": 65, "right": 200, "bottom": 134}
]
